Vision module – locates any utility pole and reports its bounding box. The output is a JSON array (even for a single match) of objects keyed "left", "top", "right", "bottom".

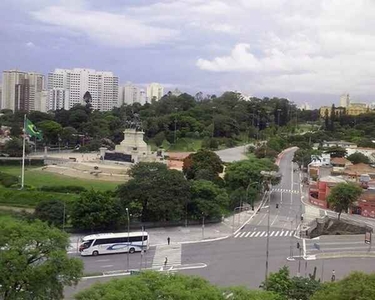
[
  {"left": 265, "top": 189, "right": 271, "bottom": 284},
  {"left": 201, "top": 213, "right": 205, "bottom": 239},
  {"left": 126, "top": 208, "right": 130, "bottom": 271},
  {"left": 174, "top": 107, "right": 178, "bottom": 144}
]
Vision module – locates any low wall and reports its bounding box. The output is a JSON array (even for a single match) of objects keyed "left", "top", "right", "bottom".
[{"left": 309, "top": 195, "right": 328, "bottom": 208}]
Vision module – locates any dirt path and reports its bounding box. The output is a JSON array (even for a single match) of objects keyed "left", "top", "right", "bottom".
[{"left": 0, "top": 205, "right": 35, "bottom": 213}]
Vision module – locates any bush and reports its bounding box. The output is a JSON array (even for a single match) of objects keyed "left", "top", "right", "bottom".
[
  {"left": 0, "top": 159, "right": 44, "bottom": 166},
  {"left": 39, "top": 185, "right": 87, "bottom": 194},
  {"left": 0, "top": 171, "right": 19, "bottom": 187},
  {"left": 34, "top": 199, "right": 65, "bottom": 226}
]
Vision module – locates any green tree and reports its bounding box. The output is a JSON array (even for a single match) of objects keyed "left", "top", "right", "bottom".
[
  {"left": 37, "top": 120, "right": 63, "bottom": 144},
  {"left": 189, "top": 180, "right": 229, "bottom": 220},
  {"left": 183, "top": 149, "right": 224, "bottom": 181},
  {"left": 262, "top": 266, "right": 320, "bottom": 300},
  {"left": 0, "top": 218, "right": 83, "bottom": 300},
  {"left": 310, "top": 272, "right": 375, "bottom": 300},
  {"left": 324, "top": 146, "right": 347, "bottom": 158},
  {"left": 117, "top": 162, "right": 190, "bottom": 222},
  {"left": 3, "top": 138, "right": 30, "bottom": 157},
  {"left": 60, "top": 126, "right": 78, "bottom": 145},
  {"left": 327, "top": 182, "right": 363, "bottom": 220},
  {"left": 34, "top": 199, "right": 65, "bottom": 227},
  {"left": 347, "top": 152, "right": 370, "bottom": 164},
  {"left": 75, "top": 271, "right": 278, "bottom": 300},
  {"left": 224, "top": 157, "right": 278, "bottom": 191},
  {"left": 71, "top": 190, "right": 122, "bottom": 231}
]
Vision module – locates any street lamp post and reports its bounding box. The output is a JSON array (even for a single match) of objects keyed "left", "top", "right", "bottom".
[
  {"left": 126, "top": 207, "right": 130, "bottom": 271},
  {"left": 260, "top": 171, "right": 281, "bottom": 285},
  {"left": 201, "top": 213, "right": 205, "bottom": 239},
  {"left": 246, "top": 182, "right": 259, "bottom": 211},
  {"left": 174, "top": 107, "right": 178, "bottom": 144}
]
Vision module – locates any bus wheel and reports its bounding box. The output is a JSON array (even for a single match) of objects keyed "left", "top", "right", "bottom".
[
  {"left": 92, "top": 251, "right": 99, "bottom": 256},
  {"left": 129, "top": 248, "right": 135, "bottom": 254}
]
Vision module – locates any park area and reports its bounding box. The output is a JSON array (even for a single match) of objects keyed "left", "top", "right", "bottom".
[{"left": 0, "top": 165, "right": 119, "bottom": 209}]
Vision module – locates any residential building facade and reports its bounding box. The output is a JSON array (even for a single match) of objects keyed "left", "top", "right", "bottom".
[
  {"left": 146, "top": 83, "right": 164, "bottom": 102},
  {"left": 47, "top": 68, "right": 118, "bottom": 111},
  {"left": 1, "top": 70, "right": 44, "bottom": 112},
  {"left": 346, "top": 102, "right": 368, "bottom": 116},
  {"left": 119, "top": 82, "right": 142, "bottom": 106}
]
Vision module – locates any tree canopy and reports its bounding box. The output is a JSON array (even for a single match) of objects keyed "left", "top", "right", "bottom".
[
  {"left": 183, "top": 149, "right": 224, "bottom": 181},
  {"left": 347, "top": 152, "right": 370, "bottom": 164},
  {"left": 0, "top": 218, "right": 83, "bottom": 300},
  {"left": 74, "top": 271, "right": 279, "bottom": 300},
  {"left": 117, "top": 162, "right": 190, "bottom": 222},
  {"left": 310, "top": 272, "right": 375, "bottom": 300},
  {"left": 70, "top": 190, "right": 122, "bottom": 231},
  {"left": 327, "top": 182, "right": 363, "bottom": 220}
]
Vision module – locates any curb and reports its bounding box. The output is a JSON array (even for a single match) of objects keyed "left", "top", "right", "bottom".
[{"left": 316, "top": 252, "right": 375, "bottom": 259}]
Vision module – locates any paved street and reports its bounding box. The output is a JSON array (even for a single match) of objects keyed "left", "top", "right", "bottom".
[
  {"left": 215, "top": 144, "right": 250, "bottom": 162},
  {"left": 64, "top": 148, "right": 375, "bottom": 299}
]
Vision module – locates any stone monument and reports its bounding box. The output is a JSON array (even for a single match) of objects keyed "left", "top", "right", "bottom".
[{"left": 103, "top": 113, "right": 163, "bottom": 164}]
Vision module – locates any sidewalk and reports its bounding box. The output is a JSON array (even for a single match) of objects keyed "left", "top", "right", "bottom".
[{"left": 68, "top": 208, "right": 258, "bottom": 254}]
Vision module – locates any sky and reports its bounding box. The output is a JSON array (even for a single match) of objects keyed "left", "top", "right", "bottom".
[{"left": 1, "top": 0, "right": 375, "bottom": 107}]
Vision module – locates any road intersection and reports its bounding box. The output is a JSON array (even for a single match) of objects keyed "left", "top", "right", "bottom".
[{"left": 65, "top": 147, "right": 375, "bottom": 298}]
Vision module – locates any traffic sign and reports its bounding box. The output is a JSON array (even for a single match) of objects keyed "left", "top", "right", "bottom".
[{"left": 313, "top": 243, "right": 320, "bottom": 251}]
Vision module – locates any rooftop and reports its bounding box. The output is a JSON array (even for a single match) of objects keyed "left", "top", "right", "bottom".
[
  {"left": 331, "top": 157, "right": 352, "bottom": 166},
  {"left": 345, "top": 163, "right": 375, "bottom": 176},
  {"left": 320, "top": 175, "right": 347, "bottom": 184}
]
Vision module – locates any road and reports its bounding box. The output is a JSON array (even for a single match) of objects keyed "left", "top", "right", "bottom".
[
  {"left": 65, "top": 148, "right": 375, "bottom": 298},
  {"left": 215, "top": 144, "right": 250, "bottom": 162}
]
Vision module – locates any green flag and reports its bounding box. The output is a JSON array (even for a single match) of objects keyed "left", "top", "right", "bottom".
[{"left": 25, "top": 118, "right": 43, "bottom": 140}]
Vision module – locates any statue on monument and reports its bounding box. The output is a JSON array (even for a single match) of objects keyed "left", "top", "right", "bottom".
[{"left": 125, "top": 113, "right": 142, "bottom": 131}]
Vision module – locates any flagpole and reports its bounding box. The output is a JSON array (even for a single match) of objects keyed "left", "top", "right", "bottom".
[{"left": 21, "top": 114, "right": 26, "bottom": 190}]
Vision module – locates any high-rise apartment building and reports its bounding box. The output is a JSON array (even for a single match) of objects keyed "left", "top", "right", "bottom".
[
  {"left": 119, "top": 82, "right": 141, "bottom": 106},
  {"left": 146, "top": 83, "right": 164, "bottom": 102},
  {"left": 47, "top": 68, "right": 118, "bottom": 111},
  {"left": 1, "top": 70, "right": 44, "bottom": 112},
  {"left": 340, "top": 93, "right": 350, "bottom": 108}
]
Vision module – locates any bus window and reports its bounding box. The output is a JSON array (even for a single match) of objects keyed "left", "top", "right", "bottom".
[{"left": 79, "top": 239, "right": 93, "bottom": 252}]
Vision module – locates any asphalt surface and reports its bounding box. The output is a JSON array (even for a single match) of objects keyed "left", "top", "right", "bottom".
[{"left": 64, "top": 148, "right": 375, "bottom": 298}]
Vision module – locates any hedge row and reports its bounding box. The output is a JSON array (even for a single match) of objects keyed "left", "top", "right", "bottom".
[
  {"left": 0, "top": 172, "right": 19, "bottom": 187},
  {"left": 38, "top": 185, "right": 87, "bottom": 194},
  {"left": 0, "top": 159, "right": 44, "bottom": 166}
]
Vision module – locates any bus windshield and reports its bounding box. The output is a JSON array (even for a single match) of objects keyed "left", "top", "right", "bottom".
[{"left": 79, "top": 239, "right": 93, "bottom": 252}]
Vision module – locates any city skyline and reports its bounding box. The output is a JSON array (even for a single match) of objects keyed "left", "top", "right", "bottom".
[{"left": 1, "top": 1, "right": 375, "bottom": 106}]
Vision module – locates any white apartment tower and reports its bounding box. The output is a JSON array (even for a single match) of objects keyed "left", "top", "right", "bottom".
[
  {"left": 47, "top": 68, "right": 118, "bottom": 111},
  {"left": 146, "top": 83, "right": 164, "bottom": 102},
  {"left": 340, "top": 93, "right": 350, "bottom": 108},
  {"left": 119, "top": 82, "right": 141, "bottom": 106},
  {"left": 1, "top": 70, "right": 44, "bottom": 112}
]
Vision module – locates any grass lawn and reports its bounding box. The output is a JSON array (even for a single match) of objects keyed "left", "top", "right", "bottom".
[{"left": 0, "top": 166, "right": 120, "bottom": 192}]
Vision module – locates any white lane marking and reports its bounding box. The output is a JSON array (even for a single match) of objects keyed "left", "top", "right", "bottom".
[
  {"left": 257, "top": 213, "right": 267, "bottom": 225},
  {"left": 279, "top": 231, "right": 284, "bottom": 237},
  {"left": 275, "top": 231, "right": 280, "bottom": 237},
  {"left": 245, "top": 232, "right": 251, "bottom": 237},
  {"left": 97, "top": 259, "right": 110, "bottom": 262},
  {"left": 259, "top": 232, "right": 266, "bottom": 237},
  {"left": 239, "top": 232, "right": 247, "bottom": 238},
  {"left": 303, "top": 239, "right": 307, "bottom": 257},
  {"left": 101, "top": 265, "right": 114, "bottom": 268},
  {"left": 289, "top": 231, "right": 294, "bottom": 236},
  {"left": 255, "top": 232, "right": 261, "bottom": 237},
  {"left": 234, "top": 232, "right": 241, "bottom": 238},
  {"left": 284, "top": 231, "right": 289, "bottom": 236},
  {"left": 250, "top": 232, "right": 256, "bottom": 237},
  {"left": 270, "top": 231, "right": 275, "bottom": 237},
  {"left": 271, "top": 215, "right": 278, "bottom": 226}
]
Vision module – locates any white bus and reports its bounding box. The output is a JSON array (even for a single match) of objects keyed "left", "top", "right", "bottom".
[{"left": 79, "top": 232, "right": 149, "bottom": 256}]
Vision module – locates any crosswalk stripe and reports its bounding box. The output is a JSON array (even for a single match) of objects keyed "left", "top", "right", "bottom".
[
  {"left": 245, "top": 232, "right": 251, "bottom": 237},
  {"left": 285, "top": 231, "right": 289, "bottom": 236},
  {"left": 239, "top": 232, "right": 246, "bottom": 238},
  {"left": 289, "top": 231, "right": 294, "bottom": 236},
  {"left": 259, "top": 232, "right": 266, "bottom": 237},
  {"left": 255, "top": 232, "right": 261, "bottom": 237},
  {"left": 275, "top": 231, "right": 280, "bottom": 237},
  {"left": 234, "top": 232, "right": 241, "bottom": 238},
  {"left": 250, "top": 232, "right": 256, "bottom": 237},
  {"left": 270, "top": 231, "right": 275, "bottom": 237},
  {"left": 280, "top": 231, "right": 285, "bottom": 237}
]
